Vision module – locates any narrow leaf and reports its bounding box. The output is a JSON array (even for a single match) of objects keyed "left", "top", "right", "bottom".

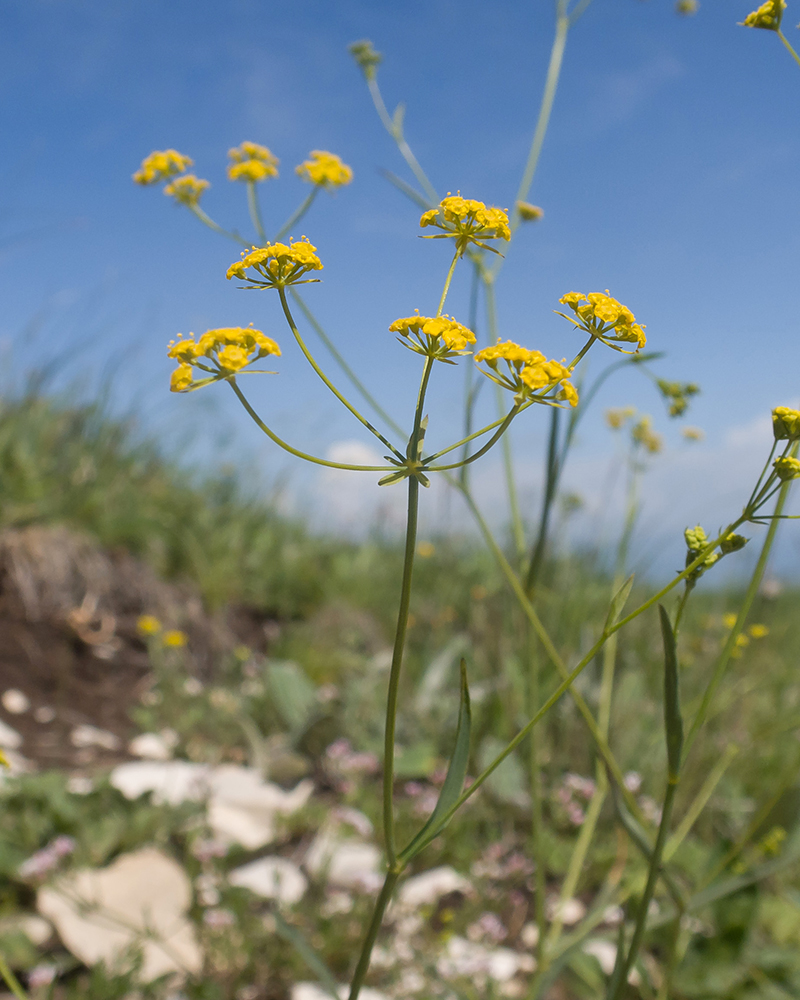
[
  {"left": 377, "top": 167, "right": 433, "bottom": 210},
  {"left": 604, "top": 574, "right": 635, "bottom": 630},
  {"left": 273, "top": 909, "right": 340, "bottom": 999},
  {"left": 399, "top": 659, "right": 471, "bottom": 862},
  {"left": 659, "top": 605, "right": 684, "bottom": 780},
  {"left": 392, "top": 101, "right": 406, "bottom": 133}
]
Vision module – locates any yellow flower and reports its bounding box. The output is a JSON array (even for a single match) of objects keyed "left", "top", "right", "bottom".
[
  {"left": 167, "top": 326, "right": 281, "bottom": 390},
  {"left": 606, "top": 407, "right": 635, "bottom": 430},
  {"left": 741, "top": 0, "right": 785, "bottom": 29},
  {"left": 772, "top": 406, "right": 800, "bottom": 441},
  {"left": 676, "top": 0, "right": 699, "bottom": 14},
  {"left": 682, "top": 426, "right": 704, "bottom": 441},
  {"left": 749, "top": 623, "right": 769, "bottom": 638},
  {"left": 227, "top": 142, "right": 279, "bottom": 183},
  {"left": 722, "top": 613, "right": 737, "bottom": 628},
  {"left": 631, "top": 416, "right": 662, "bottom": 453},
  {"left": 774, "top": 455, "right": 800, "bottom": 481},
  {"left": 420, "top": 194, "right": 510, "bottom": 256},
  {"left": 417, "top": 541, "right": 435, "bottom": 558},
  {"left": 296, "top": 150, "right": 353, "bottom": 188},
  {"left": 137, "top": 615, "right": 162, "bottom": 635},
  {"left": 557, "top": 290, "right": 646, "bottom": 353},
  {"left": 226, "top": 239, "right": 323, "bottom": 288},
  {"left": 163, "top": 174, "right": 210, "bottom": 206},
  {"left": 163, "top": 629, "right": 187, "bottom": 648},
  {"left": 475, "top": 339, "right": 577, "bottom": 406},
  {"left": 133, "top": 149, "right": 193, "bottom": 185},
  {"left": 389, "top": 312, "right": 476, "bottom": 362},
  {"left": 516, "top": 201, "right": 544, "bottom": 222},
  {"left": 735, "top": 633, "right": 750, "bottom": 648}
]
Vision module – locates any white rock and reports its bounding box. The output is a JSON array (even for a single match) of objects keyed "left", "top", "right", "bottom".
[
  {"left": 437, "top": 936, "right": 531, "bottom": 982},
  {"left": 70, "top": 725, "right": 120, "bottom": 751},
  {"left": 38, "top": 847, "right": 201, "bottom": 981},
  {"left": 110, "top": 761, "right": 210, "bottom": 805},
  {"left": 229, "top": 857, "right": 307, "bottom": 904},
  {"left": 0, "top": 719, "right": 22, "bottom": 750},
  {"left": 34, "top": 706, "right": 56, "bottom": 723},
  {"left": 0, "top": 914, "right": 52, "bottom": 945},
  {"left": 291, "top": 984, "right": 387, "bottom": 1000},
  {"left": 206, "top": 768, "right": 313, "bottom": 850},
  {"left": 67, "top": 776, "right": 94, "bottom": 795},
  {"left": 397, "top": 866, "right": 472, "bottom": 909},
  {"left": 2, "top": 689, "right": 30, "bottom": 714},
  {"left": 548, "top": 897, "right": 586, "bottom": 926},
  {"left": 583, "top": 938, "right": 617, "bottom": 975},
  {"left": 128, "top": 730, "right": 179, "bottom": 761},
  {"left": 305, "top": 828, "right": 382, "bottom": 891}
]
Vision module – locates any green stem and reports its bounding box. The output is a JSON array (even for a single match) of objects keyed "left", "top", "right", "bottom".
[
  {"left": 246, "top": 181, "right": 267, "bottom": 244},
  {"left": 366, "top": 77, "right": 439, "bottom": 205},
  {"left": 278, "top": 288, "right": 405, "bottom": 461},
  {"left": 525, "top": 406, "right": 561, "bottom": 595},
  {"left": 0, "top": 953, "right": 28, "bottom": 1000},
  {"left": 778, "top": 29, "right": 800, "bottom": 69},
  {"left": 436, "top": 250, "right": 460, "bottom": 317},
  {"left": 289, "top": 290, "right": 407, "bottom": 440},
  {"left": 609, "top": 781, "right": 678, "bottom": 1000},
  {"left": 188, "top": 204, "right": 249, "bottom": 246},
  {"left": 347, "top": 870, "right": 401, "bottom": 1000},
  {"left": 460, "top": 263, "right": 481, "bottom": 489},
  {"left": 276, "top": 187, "right": 319, "bottom": 241},
  {"left": 528, "top": 633, "right": 547, "bottom": 971},
  {"left": 229, "top": 380, "right": 391, "bottom": 471},
  {"left": 682, "top": 472, "right": 793, "bottom": 764},
  {"left": 672, "top": 584, "right": 693, "bottom": 637},
  {"left": 426, "top": 405, "right": 521, "bottom": 471}
]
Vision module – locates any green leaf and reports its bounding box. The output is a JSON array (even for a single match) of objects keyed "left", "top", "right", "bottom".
[
  {"left": 399, "top": 659, "right": 471, "bottom": 862},
  {"left": 477, "top": 735, "right": 528, "bottom": 806},
  {"left": 659, "top": 605, "right": 684, "bottom": 780},
  {"left": 267, "top": 661, "right": 317, "bottom": 735},
  {"left": 604, "top": 574, "right": 635, "bottom": 630},
  {"left": 392, "top": 102, "right": 406, "bottom": 134},
  {"left": 378, "top": 168, "right": 433, "bottom": 210},
  {"left": 273, "top": 910, "right": 340, "bottom": 999}
]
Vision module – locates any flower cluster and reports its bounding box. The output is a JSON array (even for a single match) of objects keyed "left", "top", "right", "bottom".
[
  {"left": 741, "top": 0, "right": 786, "bottom": 29},
  {"left": 557, "top": 291, "right": 646, "bottom": 353},
  {"left": 420, "top": 195, "right": 511, "bottom": 256},
  {"left": 631, "top": 415, "right": 662, "bottom": 454},
  {"left": 133, "top": 149, "right": 193, "bottom": 185},
  {"left": 774, "top": 455, "right": 800, "bottom": 481},
  {"left": 389, "top": 312, "right": 476, "bottom": 363},
  {"left": 163, "top": 175, "right": 210, "bottom": 206},
  {"left": 226, "top": 239, "right": 323, "bottom": 288},
  {"left": 657, "top": 378, "right": 700, "bottom": 417},
  {"left": 348, "top": 39, "right": 382, "bottom": 80},
  {"left": 685, "top": 524, "right": 748, "bottom": 584},
  {"left": 773, "top": 406, "right": 800, "bottom": 441},
  {"left": 296, "top": 151, "right": 353, "bottom": 188},
  {"left": 227, "top": 141, "right": 279, "bottom": 183},
  {"left": 167, "top": 326, "right": 281, "bottom": 392},
  {"left": 605, "top": 407, "right": 636, "bottom": 430},
  {"left": 474, "top": 340, "right": 578, "bottom": 406},
  {"left": 515, "top": 201, "right": 544, "bottom": 222}
]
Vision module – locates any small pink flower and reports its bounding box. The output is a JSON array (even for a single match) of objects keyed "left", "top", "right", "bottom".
[{"left": 203, "top": 907, "right": 236, "bottom": 928}]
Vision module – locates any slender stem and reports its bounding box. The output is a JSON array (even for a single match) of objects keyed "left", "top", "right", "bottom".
[
  {"left": 289, "top": 290, "right": 407, "bottom": 440},
  {"left": 382, "top": 477, "right": 420, "bottom": 867},
  {"left": 682, "top": 473, "right": 793, "bottom": 763},
  {"left": 347, "top": 870, "right": 401, "bottom": 1000},
  {"left": 778, "top": 29, "right": 800, "bottom": 69},
  {"left": 672, "top": 584, "right": 692, "bottom": 637},
  {"left": 525, "top": 406, "right": 561, "bottom": 595},
  {"left": 0, "top": 953, "right": 28, "bottom": 1000},
  {"left": 528, "top": 632, "right": 547, "bottom": 971},
  {"left": 436, "top": 250, "right": 460, "bottom": 317},
  {"left": 366, "top": 76, "right": 439, "bottom": 205},
  {"left": 246, "top": 181, "right": 267, "bottom": 244},
  {"left": 746, "top": 439, "right": 777, "bottom": 511},
  {"left": 278, "top": 288, "right": 405, "bottom": 461},
  {"left": 188, "top": 204, "right": 250, "bottom": 246},
  {"left": 460, "top": 263, "right": 481, "bottom": 489},
  {"left": 276, "top": 187, "right": 319, "bottom": 241},
  {"left": 609, "top": 781, "right": 678, "bottom": 1000},
  {"left": 229, "top": 380, "right": 391, "bottom": 471},
  {"left": 663, "top": 744, "right": 738, "bottom": 863},
  {"left": 425, "top": 404, "right": 526, "bottom": 464},
  {"left": 426, "top": 405, "right": 521, "bottom": 470}
]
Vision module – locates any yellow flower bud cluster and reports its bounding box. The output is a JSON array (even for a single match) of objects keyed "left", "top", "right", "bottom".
[
  {"left": 296, "top": 151, "right": 353, "bottom": 188},
  {"left": 685, "top": 525, "right": 748, "bottom": 585},
  {"left": 167, "top": 326, "right": 281, "bottom": 392},
  {"left": 474, "top": 340, "right": 578, "bottom": 407},
  {"left": 389, "top": 313, "right": 476, "bottom": 363},
  {"left": 133, "top": 149, "right": 210, "bottom": 206},
  {"left": 515, "top": 201, "right": 544, "bottom": 222},
  {"left": 631, "top": 416, "right": 662, "bottom": 454},
  {"left": 558, "top": 291, "right": 646, "bottom": 353},
  {"left": 133, "top": 149, "right": 194, "bottom": 185},
  {"left": 226, "top": 239, "right": 323, "bottom": 288},
  {"left": 741, "top": 0, "right": 785, "bottom": 30},
  {"left": 657, "top": 378, "right": 700, "bottom": 418},
  {"left": 605, "top": 407, "right": 636, "bottom": 430},
  {"left": 421, "top": 195, "right": 510, "bottom": 256},
  {"left": 348, "top": 39, "right": 382, "bottom": 80},
  {"left": 773, "top": 455, "right": 800, "bottom": 481},
  {"left": 772, "top": 406, "right": 800, "bottom": 441},
  {"left": 227, "top": 141, "right": 279, "bottom": 183}
]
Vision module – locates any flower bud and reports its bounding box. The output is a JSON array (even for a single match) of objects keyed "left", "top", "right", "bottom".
[
  {"left": 772, "top": 406, "right": 800, "bottom": 441},
  {"left": 720, "top": 533, "right": 748, "bottom": 555},
  {"left": 774, "top": 456, "right": 800, "bottom": 481}
]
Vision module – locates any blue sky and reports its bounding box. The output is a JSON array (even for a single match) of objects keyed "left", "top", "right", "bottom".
[{"left": 1, "top": 0, "right": 798, "bottom": 571}]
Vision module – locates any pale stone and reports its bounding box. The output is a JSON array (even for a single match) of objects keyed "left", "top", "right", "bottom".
[
  {"left": 436, "top": 936, "right": 532, "bottom": 982},
  {"left": 38, "top": 848, "right": 201, "bottom": 981},
  {"left": 291, "top": 984, "right": 388, "bottom": 1000},
  {"left": 229, "top": 857, "right": 307, "bottom": 905},
  {"left": 70, "top": 725, "right": 120, "bottom": 751},
  {"left": 2, "top": 690, "right": 30, "bottom": 714},
  {"left": 397, "top": 866, "right": 471, "bottom": 909},
  {"left": 0, "top": 914, "right": 52, "bottom": 945},
  {"left": 110, "top": 761, "right": 210, "bottom": 805},
  {"left": 583, "top": 938, "right": 617, "bottom": 975},
  {"left": 548, "top": 896, "right": 586, "bottom": 926},
  {"left": 128, "top": 730, "right": 179, "bottom": 761},
  {"left": 207, "top": 768, "right": 313, "bottom": 850},
  {"left": 305, "top": 828, "right": 382, "bottom": 891},
  {"left": 0, "top": 719, "right": 22, "bottom": 750}
]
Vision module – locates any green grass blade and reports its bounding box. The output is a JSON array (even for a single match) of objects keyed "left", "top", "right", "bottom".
[
  {"left": 659, "top": 605, "right": 683, "bottom": 781},
  {"left": 399, "top": 659, "right": 471, "bottom": 862},
  {"left": 273, "top": 910, "right": 340, "bottom": 999}
]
